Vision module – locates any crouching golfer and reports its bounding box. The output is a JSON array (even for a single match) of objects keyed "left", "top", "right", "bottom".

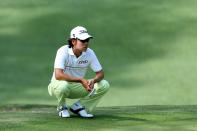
[{"left": 48, "top": 26, "right": 110, "bottom": 118}]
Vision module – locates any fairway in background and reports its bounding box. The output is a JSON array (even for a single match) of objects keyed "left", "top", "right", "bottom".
[{"left": 0, "top": 0, "right": 197, "bottom": 107}]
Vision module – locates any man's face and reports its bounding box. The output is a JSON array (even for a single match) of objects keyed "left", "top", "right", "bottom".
[{"left": 73, "top": 38, "right": 90, "bottom": 52}]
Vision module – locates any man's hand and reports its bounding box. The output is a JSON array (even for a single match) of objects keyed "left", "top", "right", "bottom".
[
  {"left": 88, "top": 79, "right": 95, "bottom": 90},
  {"left": 80, "top": 78, "right": 91, "bottom": 91},
  {"left": 87, "top": 70, "right": 104, "bottom": 90}
]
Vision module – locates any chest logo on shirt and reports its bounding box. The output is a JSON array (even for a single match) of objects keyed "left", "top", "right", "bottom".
[{"left": 78, "top": 60, "right": 88, "bottom": 64}]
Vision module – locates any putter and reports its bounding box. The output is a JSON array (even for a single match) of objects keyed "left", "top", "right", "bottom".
[{"left": 89, "top": 88, "right": 96, "bottom": 97}]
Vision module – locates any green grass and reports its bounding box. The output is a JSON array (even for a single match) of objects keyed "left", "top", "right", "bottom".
[
  {"left": 1, "top": 0, "right": 197, "bottom": 130},
  {"left": 1, "top": 0, "right": 197, "bottom": 106},
  {"left": 1, "top": 105, "right": 197, "bottom": 131}
]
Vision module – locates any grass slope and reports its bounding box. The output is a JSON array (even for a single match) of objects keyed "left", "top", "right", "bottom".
[
  {"left": 1, "top": 105, "right": 197, "bottom": 131},
  {"left": 1, "top": 0, "right": 197, "bottom": 130},
  {"left": 1, "top": 0, "right": 197, "bottom": 107},
  {"left": 1, "top": 1, "right": 197, "bottom": 131}
]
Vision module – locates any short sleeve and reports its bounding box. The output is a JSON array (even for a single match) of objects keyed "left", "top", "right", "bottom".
[
  {"left": 89, "top": 50, "right": 102, "bottom": 72},
  {"left": 54, "top": 47, "right": 67, "bottom": 69}
]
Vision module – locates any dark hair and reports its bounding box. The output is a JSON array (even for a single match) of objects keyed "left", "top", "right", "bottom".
[{"left": 67, "top": 38, "right": 75, "bottom": 48}]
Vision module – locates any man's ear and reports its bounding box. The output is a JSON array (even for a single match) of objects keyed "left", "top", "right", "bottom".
[{"left": 72, "top": 39, "right": 77, "bottom": 46}]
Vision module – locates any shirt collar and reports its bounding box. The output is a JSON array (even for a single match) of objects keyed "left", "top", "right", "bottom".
[
  {"left": 68, "top": 47, "right": 87, "bottom": 56},
  {"left": 68, "top": 47, "right": 74, "bottom": 55}
]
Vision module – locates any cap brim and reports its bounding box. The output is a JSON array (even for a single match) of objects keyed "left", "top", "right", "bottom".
[{"left": 77, "top": 33, "right": 93, "bottom": 40}]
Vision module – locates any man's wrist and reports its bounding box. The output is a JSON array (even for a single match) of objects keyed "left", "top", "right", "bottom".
[
  {"left": 92, "top": 78, "right": 98, "bottom": 83},
  {"left": 78, "top": 78, "right": 83, "bottom": 83}
]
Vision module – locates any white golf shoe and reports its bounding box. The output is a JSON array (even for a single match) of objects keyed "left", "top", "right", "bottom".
[
  {"left": 70, "top": 102, "right": 94, "bottom": 118},
  {"left": 59, "top": 104, "right": 70, "bottom": 118}
]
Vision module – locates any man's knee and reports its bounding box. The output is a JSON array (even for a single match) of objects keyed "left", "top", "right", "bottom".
[
  {"left": 54, "top": 80, "right": 69, "bottom": 95},
  {"left": 97, "top": 80, "right": 110, "bottom": 92},
  {"left": 60, "top": 81, "right": 70, "bottom": 92}
]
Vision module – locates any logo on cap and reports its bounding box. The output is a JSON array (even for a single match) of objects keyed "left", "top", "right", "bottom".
[{"left": 79, "top": 30, "right": 88, "bottom": 34}]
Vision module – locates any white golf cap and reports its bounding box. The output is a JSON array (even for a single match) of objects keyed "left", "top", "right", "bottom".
[{"left": 70, "top": 26, "right": 93, "bottom": 40}]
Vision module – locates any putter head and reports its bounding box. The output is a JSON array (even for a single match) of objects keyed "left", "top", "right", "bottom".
[{"left": 88, "top": 88, "right": 96, "bottom": 97}]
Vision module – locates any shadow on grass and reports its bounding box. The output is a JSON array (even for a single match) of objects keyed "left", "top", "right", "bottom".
[
  {"left": 1, "top": 105, "right": 197, "bottom": 130},
  {"left": 95, "top": 114, "right": 148, "bottom": 121},
  {"left": 1, "top": 104, "right": 197, "bottom": 115},
  {"left": 0, "top": 104, "right": 55, "bottom": 111}
]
